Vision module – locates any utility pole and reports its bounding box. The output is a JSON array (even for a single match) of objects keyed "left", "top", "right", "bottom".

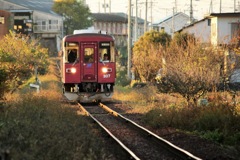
[
  {"left": 150, "top": 0, "right": 153, "bottom": 30},
  {"left": 109, "top": 0, "right": 111, "bottom": 13},
  {"left": 234, "top": 0, "right": 236, "bottom": 12},
  {"left": 172, "top": 7, "right": 175, "bottom": 37},
  {"left": 104, "top": 0, "right": 106, "bottom": 13},
  {"left": 135, "top": 0, "right": 138, "bottom": 42},
  {"left": 144, "top": 0, "right": 148, "bottom": 33},
  {"left": 209, "top": 0, "right": 213, "bottom": 13},
  {"left": 98, "top": 0, "right": 100, "bottom": 12},
  {"left": 190, "top": 0, "right": 193, "bottom": 24},
  {"left": 128, "top": 0, "right": 132, "bottom": 79},
  {"left": 238, "top": 1, "right": 240, "bottom": 12},
  {"left": 175, "top": 0, "right": 178, "bottom": 12},
  {"left": 220, "top": 0, "right": 222, "bottom": 13}
]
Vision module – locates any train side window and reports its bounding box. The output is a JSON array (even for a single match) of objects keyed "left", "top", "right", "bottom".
[
  {"left": 67, "top": 49, "right": 77, "bottom": 63},
  {"left": 84, "top": 48, "right": 94, "bottom": 63}
]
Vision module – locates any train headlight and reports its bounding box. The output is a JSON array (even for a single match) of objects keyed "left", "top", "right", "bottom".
[
  {"left": 66, "top": 67, "right": 77, "bottom": 74},
  {"left": 102, "top": 67, "right": 108, "bottom": 73},
  {"left": 71, "top": 68, "right": 77, "bottom": 73}
]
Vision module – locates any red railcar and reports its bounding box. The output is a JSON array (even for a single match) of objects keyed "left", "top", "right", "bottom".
[{"left": 60, "top": 30, "right": 116, "bottom": 102}]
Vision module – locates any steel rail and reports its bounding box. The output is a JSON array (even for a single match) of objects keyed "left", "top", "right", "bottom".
[
  {"left": 99, "top": 103, "right": 202, "bottom": 160},
  {"left": 77, "top": 103, "right": 140, "bottom": 160}
]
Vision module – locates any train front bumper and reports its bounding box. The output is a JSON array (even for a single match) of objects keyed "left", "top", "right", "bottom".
[{"left": 63, "top": 91, "right": 113, "bottom": 103}]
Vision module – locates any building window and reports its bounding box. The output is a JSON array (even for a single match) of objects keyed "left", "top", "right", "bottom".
[
  {"left": 36, "top": 20, "right": 47, "bottom": 30},
  {"left": 161, "top": 27, "right": 165, "bottom": 32},
  {"left": 112, "top": 23, "right": 116, "bottom": 34},
  {"left": 117, "top": 23, "right": 121, "bottom": 34},
  {"left": 49, "top": 20, "right": 58, "bottom": 30},
  {"left": 231, "top": 23, "right": 240, "bottom": 40},
  {"left": 0, "top": 16, "right": 4, "bottom": 24},
  {"left": 207, "top": 19, "right": 211, "bottom": 26},
  {"left": 103, "top": 22, "right": 106, "bottom": 31}
]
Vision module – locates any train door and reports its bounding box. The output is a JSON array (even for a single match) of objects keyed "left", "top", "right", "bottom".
[{"left": 81, "top": 43, "right": 97, "bottom": 82}]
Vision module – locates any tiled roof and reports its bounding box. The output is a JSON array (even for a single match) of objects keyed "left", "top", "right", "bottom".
[
  {"left": 2, "top": 0, "right": 59, "bottom": 16},
  {"left": 206, "top": 12, "right": 240, "bottom": 17},
  {"left": 153, "top": 12, "right": 190, "bottom": 25},
  {"left": 91, "top": 13, "right": 128, "bottom": 23},
  {"left": 91, "top": 12, "right": 145, "bottom": 24}
]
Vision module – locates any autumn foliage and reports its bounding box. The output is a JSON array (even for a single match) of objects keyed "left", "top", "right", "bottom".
[
  {"left": 132, "top": 31, "right": 224, "bottom": 106},
  {"left": 160, "top": 34, "right": 223, "bottom": 105},
  {"left": 0, "top": 32, "right": 49, "bottom": 99},
  {"left": 132, "top": 30, "right": 171, "bottom": 82}
]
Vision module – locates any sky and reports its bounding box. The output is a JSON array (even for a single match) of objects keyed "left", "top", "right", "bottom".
[{"left": 86, "top": 0, "right": 239, "bottom": 23}]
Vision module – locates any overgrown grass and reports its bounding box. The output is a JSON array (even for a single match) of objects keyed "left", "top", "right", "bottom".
[
  {"left": 114, "top": 85, "right": 240, "bottom": 151},
  {"left": 0, "top": 94, "right": 112, "bottom": 159},
  {"left": 0, "top": 59, "right": 119, "bottom": 160}
]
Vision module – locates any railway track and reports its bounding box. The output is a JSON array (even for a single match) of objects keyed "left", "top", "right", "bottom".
[{"left": 78, "top": 102, "right": 202, "bottom": 160}]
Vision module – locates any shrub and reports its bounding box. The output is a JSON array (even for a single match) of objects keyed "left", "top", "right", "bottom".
[
  {"left": 0, "top": 32, "right": 49, "bottom": 98},
  {"left": 0, "top": 68, "right": 7, "bottom": 99},
  {"left": 116, "top": 68, "right": 131, "bottom": 87}
]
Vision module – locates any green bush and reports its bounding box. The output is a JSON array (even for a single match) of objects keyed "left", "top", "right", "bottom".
[
  {"left": 0, "top": 68, "right": 7, "bottom": 99},
  {"left": 200, "top": 129, "right": 224, "bottom": 143},
  {"left": 116, "top": 68, "right": 131, "bottom": 87}
]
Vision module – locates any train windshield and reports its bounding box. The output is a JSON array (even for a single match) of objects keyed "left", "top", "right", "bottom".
[
  {"left": 99, "top": 42, "right": 115, "bottom": 62},
  {"left": 84, "top": 48, "right": 94, "bottom": 63},
  {"left": 64, "top": 42, "right": 79, "bottom": 63}
]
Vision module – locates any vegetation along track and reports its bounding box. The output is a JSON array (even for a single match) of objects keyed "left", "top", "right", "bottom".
[{"left": 78, "top": 102, "right": 202, "bottom": 160}]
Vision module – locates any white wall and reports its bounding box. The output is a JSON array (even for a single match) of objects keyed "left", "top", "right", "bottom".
[
  {"left": 216, "top": 17, "right": 240, "bottom": 45},
  {"left": 183, "top": 19, "right": 211, "bottom": 43},
  {"left": 158, "top": 13, "right": 189, "bottom": 37},
  {"left": 182, "top": 15, "right": 240, "bottom": 46}
]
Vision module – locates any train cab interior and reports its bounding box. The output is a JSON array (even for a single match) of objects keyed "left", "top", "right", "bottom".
[
  {"left": 67, "top": 49, "right": 77, "bottom": 63},
  {"left": 64, "top": 42, "right": 79, "bottom": 63},
  {"left": 98, "top": 42, "right": 115, "bottom": 63}
]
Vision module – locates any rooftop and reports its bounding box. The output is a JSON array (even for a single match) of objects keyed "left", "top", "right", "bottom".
[
  {"left": 91, "top": 12, "right": 145, "bottom": 24},
  {"left": 2, "top": 0, "right": 58, "bottom": 15}
]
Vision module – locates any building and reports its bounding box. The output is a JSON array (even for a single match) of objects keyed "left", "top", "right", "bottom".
[
  {"left": 91, "top": 12, "right": 145, "bottom": 47},
  {"left": 177, "top": 18, "right": 211, "bottom": 45},
  {"left": 178, "top": 12, "right": 240, "bottom": 46},
  {"left": 152, "top": 12, "right": 191, "bottom": 37},
  {"left": 0, "top": 10, "right": 11, "bottom": 38},
  {"left": 0, "top": 0, "right": 63, "bottom": 54}
]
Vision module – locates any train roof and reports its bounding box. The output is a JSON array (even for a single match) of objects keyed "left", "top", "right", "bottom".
[{"left": 64, "top": 33, "right": 115, "bottom": 42}]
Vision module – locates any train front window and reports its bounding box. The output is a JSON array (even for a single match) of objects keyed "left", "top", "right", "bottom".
[
  {"left": 64, "top": 42, "right": 79, "bottom": 63},
  {"left": 84, "top": 48, "right": 94, "bottom": 63},
  {"left": 67, "top": 49, "right": 77, "bottom": 63},
  {"left": 99, "top": 42, "right": 115, "bottom": 62}
]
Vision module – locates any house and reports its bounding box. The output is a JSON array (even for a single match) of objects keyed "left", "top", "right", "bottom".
[
  {"left": 178, "top": 12, "right": 240, "bottom": 46},
  {"left": 177, "top": 18, "right": 211, "bottom": 45},
  {"left": 0, "top": 10, "right": 11, "bottom": 38},
  {"left": 91, "top": 13, "right": 128, "bottom": 47},
  {"left": 0, "top": 0, "right": 63, "bottom": 54},
  {"left": 152, "top": 12, "right": 191, "bottom": 37},
  {"left": 91, "top": 12, "right": 145, "bottom": 47},
  {"left": 179, "top": 12, "right": 240, "bottom": 84}
]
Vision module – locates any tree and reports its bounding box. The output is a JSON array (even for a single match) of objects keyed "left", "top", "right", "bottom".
[
  {"left": 0, "top": 32, "right": 49, "bottom": 99},
  {"left": 132, "top": 30, "right": 171, "bottom": 82},
  {"left": 52, "top": 0, "right": 92, "bottom": 35},
  {"left": 156, "top": 33, "right": 223, "bottom": 106},
  {"left": 0, "top": 68, "right": 7, "bottom": 100}
]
